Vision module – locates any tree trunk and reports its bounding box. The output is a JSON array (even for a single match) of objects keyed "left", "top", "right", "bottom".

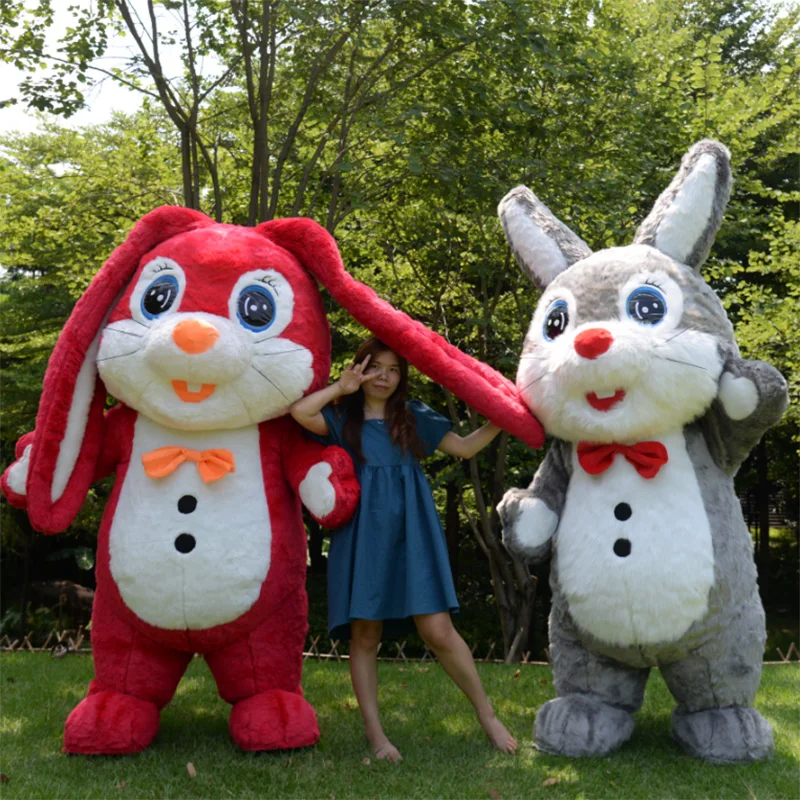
[
  {"left": 14, "top": 509, "right": 33, "bottom": 640},
  {"left": 448, "top": 400, "right": 537, "bottom": 663},
  {"left": 756, "top": 438, "right": 770, "bottom": 592},
  {"left": 306, "top": 515, "right": 326, "bottom": 575},
  {"left": 444, "top": 480, "right": 460, "bottom": 586}
]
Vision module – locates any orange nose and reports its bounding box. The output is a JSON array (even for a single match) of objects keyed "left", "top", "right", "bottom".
[
  {"left": 172, "top": 319, "right": 220, "bottom": 354},
  {"left": 574, "top": 328, "right": 613, "bottom": 359}
]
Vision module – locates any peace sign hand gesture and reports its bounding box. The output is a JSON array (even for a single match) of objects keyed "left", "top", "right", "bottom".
[{"left": 337, "top": 355, "right": 378, "bottom": 395}]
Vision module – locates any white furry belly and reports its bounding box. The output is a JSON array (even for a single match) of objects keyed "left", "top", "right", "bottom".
[
  {"left": 109, "top": 417, "right": 271, "bottom": 630},
  {"left": 557, "top": 433, "right": 714, "bottom": 646}
]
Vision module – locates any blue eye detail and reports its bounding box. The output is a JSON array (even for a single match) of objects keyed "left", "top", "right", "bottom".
[
  {"left": 543, "top": 300, "right": 569, "bottom": 341},
  {"left": 237, "top": 285, "right": 276, "bottom": 332},
  {"left": 627, "top": 287, "right": 667, "bottom": 325},
  {"left": 141, "top": 274, "right": 179, "bottom": 319}
]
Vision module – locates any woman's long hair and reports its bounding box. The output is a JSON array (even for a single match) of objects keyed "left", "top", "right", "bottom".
[{"left": 338, "top": 337, "right": 426, "bottom": 463}]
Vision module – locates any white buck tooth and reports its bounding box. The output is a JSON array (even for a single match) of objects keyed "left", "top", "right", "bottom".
[
  {"left": 187, "top": 382, "right": 203, "bottom": 393},
  {"left": 594, "top": 389, "right": 617, "bottom": 399}
]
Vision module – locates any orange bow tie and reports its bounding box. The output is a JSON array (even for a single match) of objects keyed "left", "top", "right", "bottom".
[{"left": 142, "top": 446, "right": 236, "bottom": 484}]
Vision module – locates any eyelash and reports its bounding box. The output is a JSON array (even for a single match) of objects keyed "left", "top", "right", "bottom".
[
  {"left": 643, "top": 278, "right": 664, "bottom": 290},
  {"left": 257, "top": 276, "right": 279, "bottom": 293}
]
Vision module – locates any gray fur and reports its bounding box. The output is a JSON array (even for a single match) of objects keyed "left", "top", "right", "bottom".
[
  {"left": 672, "top": 707, "right": 774, "bottom": 764},
  {"left": 497, "top": 441, "right": 569, "bottom": 563},
  {"left": 498, "top": 186, "right": 593, "bottom": 290},
  {"left": 702, "top": 358, "right": 789, "bottom": 475},
  {"left": 498, "top": 141, "right": 788, "bottom": 763},
  {"left": 535, "top": 695, "right": 636, "bottom": 758},
  {"left": 633, "top": 140, "right": 732, "bottom": 272}
]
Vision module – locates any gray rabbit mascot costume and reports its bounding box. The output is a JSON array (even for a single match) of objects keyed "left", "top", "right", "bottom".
[{"left": 497, "top": 140, "right": 788, "bottom": 764}]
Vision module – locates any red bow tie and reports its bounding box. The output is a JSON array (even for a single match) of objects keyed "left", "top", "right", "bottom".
[{"left": 577, "top": 441, "right": 668, "bottom": 479}]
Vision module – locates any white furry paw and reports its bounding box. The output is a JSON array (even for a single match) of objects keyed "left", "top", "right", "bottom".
[
  {"left": 719, "top": 372, "right": 759, "bottom": 421},
  {"left": 299, "top": 461, "right": 336, "bottom": 519},
  {"left": 6, "top": 445, "right": 32, "bottom": 495},
  {"left": 499, "top": 492, "right": 558, "bottom": 555}
]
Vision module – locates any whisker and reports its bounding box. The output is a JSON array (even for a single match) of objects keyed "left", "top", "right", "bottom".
[
  {"left": 655, "top": 328, "right": 690, "bottom": 347},
  {"left": 253, "top": 333, "right": 279, "bottom": 345},
  {"left": 654, "top": 355, "right": 708, "bottom": 371},
  {"left": 96, "top": 348, "right": 143, "bottom": 362},
  {"left": 519, "top": 353, "right": 549, "bottom": 361},
  {"left": 104, "top": 327, "right": 144, "bottom": 339},
  {"left": 519, "top": 371, "right": 547, "bottom": 393},
  {"left": 128, "top": 318, "right": 152, "bottom": 330},
  {"left": 250, "top": 364, "right": 290, "bottom": 403},
  {"left": 252, "top": 347, "right": 308, "bottom": 358}
]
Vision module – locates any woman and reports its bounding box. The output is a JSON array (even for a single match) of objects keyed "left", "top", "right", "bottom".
[{"left": 291, "top": 337, "right": 516, "bottom": 761}]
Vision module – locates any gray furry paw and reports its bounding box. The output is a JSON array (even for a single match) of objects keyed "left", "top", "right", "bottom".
[
  {"left": 534, "top": 695, "right": 635, "bottom": 757},
  {"left": 498, "top": 489, "right": 556, "bottom": 562},
  {"left": 671, "top": 706, "right": 774, "bottom": 764}
]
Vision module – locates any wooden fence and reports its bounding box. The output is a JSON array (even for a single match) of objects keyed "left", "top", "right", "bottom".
[{"left": 1, "top": 629, "right": 798, "bottom": 665}]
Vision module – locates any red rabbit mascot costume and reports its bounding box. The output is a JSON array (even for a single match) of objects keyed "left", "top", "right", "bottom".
[{"left": 2, "top": 207, "right": 543, "bottom": 756}]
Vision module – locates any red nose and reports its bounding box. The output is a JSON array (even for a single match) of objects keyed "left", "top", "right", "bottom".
[{"left": 574, "top": 328, "right": 613, "bottom": 359}]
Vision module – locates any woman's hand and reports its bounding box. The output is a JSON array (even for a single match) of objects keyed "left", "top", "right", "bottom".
[{"left": 337, "top": 355, "right": 378, "bottom": 395}]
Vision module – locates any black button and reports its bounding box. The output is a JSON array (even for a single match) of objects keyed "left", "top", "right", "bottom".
[
  {"left": 614, "top": 502, "right": 632, "bottom": 521},
  {"left": 613, "top": 538, "right": 631, "bottom": 558},
  {"left": 178, "top": 495, "right": 197, "bottom": 514},
  {"left": 175, "top": 534, "right": 196, "bottom": 554}
]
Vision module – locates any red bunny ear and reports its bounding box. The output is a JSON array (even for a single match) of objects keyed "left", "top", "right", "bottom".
[
  {"left": 26, "top": 206, "right": 214, "bottom": 533},
  {"left": 258, "top": 218, "right": 545, "bottom": 449}
]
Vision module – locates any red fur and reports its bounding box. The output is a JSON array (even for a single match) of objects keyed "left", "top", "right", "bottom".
[{"left": 260, "top": 217, "right": 545, "bottom": 448}]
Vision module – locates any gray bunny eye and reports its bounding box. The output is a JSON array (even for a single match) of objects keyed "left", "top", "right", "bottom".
[
  {"left": 627, "top": 287, "right": 666, "bottom": 325},
  {"left": 543, "top": 300, "right": 569, "bottom": 341}
]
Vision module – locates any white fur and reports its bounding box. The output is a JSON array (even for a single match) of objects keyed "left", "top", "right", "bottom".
[
  {"left": 500, "top": 197, "right": 570, "bottom": 286},
  {"left": 98, "top": 312, "right": 314, "bottom": 430},
  {"left": 719, "top": 372, "right": 759, "bottom": 421},
  {"left": 109, "top": 417, "right": 271, "bottom": 630},
  {"left": 6, "top": 444, "right": 32, "bottom": 495},
  {"left": 557, "top": 433, "right": 714, "bottom": 646},
  {"left": 52, "top": 333, "right": 102, "bottom": 502},
  {"left": 517, "top": 251, "right": 723, "bottom": 443},
  {"left": 298, "top": 461, "right": 336, "bottom": 519},
  {"left": 654, "top": 154, "right": 717, "bottom": 264},
  {"left": 511, "top": 496, "right": 558, "bottom": 549}
]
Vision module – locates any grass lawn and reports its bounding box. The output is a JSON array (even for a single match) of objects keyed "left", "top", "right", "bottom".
[{"left": 0, "top": 654, "right": 798, "bottom": 799}]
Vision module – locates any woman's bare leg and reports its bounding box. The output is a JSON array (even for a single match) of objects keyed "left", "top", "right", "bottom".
[
  {"left": 349, "top": 619, "right": 402, "bottom": 762},
  {"left": 414, "top": 612, "right": 517, "bottom": 754}
]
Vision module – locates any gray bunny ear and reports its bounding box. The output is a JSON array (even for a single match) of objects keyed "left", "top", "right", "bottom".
[
  {"left": 633, "top": 140, "right": 732, "bottom": 272},
  {"left": 498, "top": 186, "right": 592, "bottom": 290}
]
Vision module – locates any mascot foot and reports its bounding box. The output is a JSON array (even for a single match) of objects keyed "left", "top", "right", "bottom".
[
  {"left": 534, "top": 695, "right": 635, "bottom": 757},
  {"left": 672, "top": 706, "right": 774, "bottom": 764},
  {"left": 63, "top": 690, "right": 160, "bottom": 754},
  {"left": 230, "top": 689, "right": 320, "bottom": 751}
]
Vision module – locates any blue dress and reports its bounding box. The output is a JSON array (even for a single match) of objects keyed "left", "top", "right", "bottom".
[{"left": 317, "top": 400, "right": 459, "bottom": 641}]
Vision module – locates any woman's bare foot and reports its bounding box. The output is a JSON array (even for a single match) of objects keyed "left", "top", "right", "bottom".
[
  {"left": 366, "top": 730, "right": 403, "bottom": 762},
  {"left": 480, "top": 713, "right": 518, "bottom": 754}
]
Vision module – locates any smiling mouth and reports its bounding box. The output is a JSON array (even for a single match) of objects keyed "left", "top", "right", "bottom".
[
  {"left": 586, "top": 389, "right": 625, "bottom": 411},
  {"left": 172, "top": 380, "right": 217, "bottom": 403}
]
